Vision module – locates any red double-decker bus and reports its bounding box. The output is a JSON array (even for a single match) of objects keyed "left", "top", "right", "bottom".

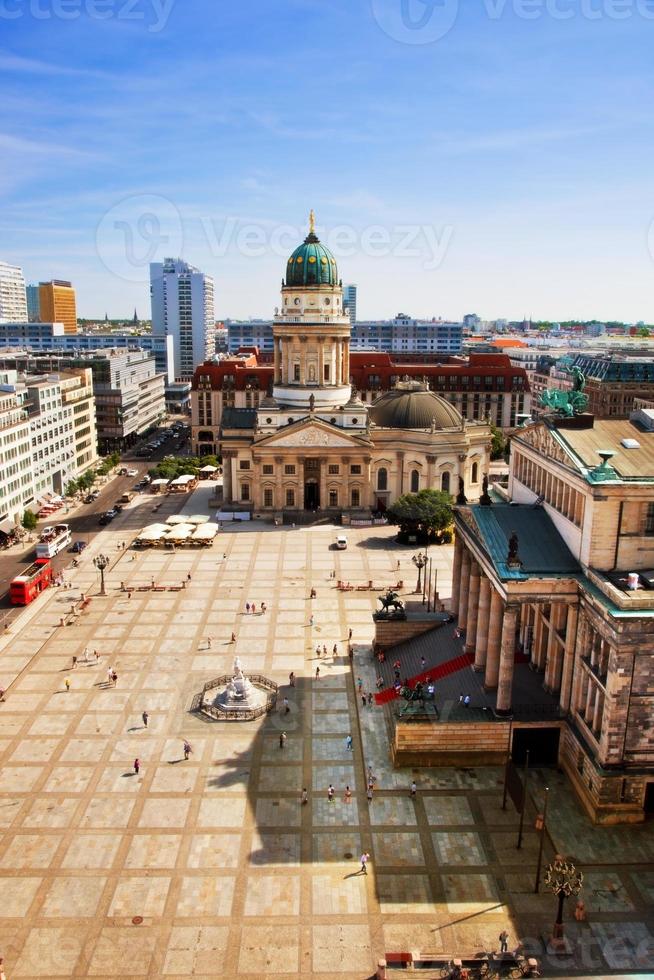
[{"left": 9, "top": 558, "right": 53, "bottom": 606}]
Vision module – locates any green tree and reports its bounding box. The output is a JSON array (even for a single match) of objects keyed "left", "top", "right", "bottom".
[
  {"left": 490, "top": 423, "right": 506, "bottom": 461},
  {"left": 386, "top": 489, "right": 454, "bottom": 544},
  {"left": 22, "top": 509, "right": 38, "bottom": 531},
  {"left": 65, "top": 479, "right": 79, "bottom": 498}
]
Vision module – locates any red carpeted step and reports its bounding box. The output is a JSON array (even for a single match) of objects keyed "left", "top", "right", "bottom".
[{"left": 375, "top": 652, "right": 474, "bottom": 705}]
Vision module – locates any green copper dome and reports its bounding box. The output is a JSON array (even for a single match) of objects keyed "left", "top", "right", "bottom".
[{"left": 286, "top": 213, "right": 338, "bottom": 287}]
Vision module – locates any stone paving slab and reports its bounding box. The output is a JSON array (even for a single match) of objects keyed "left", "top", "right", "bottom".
[{"left": 0, "top": 513, "right": 651, "bottom": 978}]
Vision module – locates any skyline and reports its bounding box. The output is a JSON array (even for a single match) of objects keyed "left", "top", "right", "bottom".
[{"left": 2, "top": 2, "right": 654, "bottom": 321}]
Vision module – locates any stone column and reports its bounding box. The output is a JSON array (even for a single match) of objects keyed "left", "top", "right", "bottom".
[
  {"left": 465, "top": 562, "right": 481, "bottom": 654},
  {"left": 450, "top": 535, "right": 463, "bottom": 616},
  {"left": 544, "top": 602, "right": 566, "bottom": 693},
  {"left": 497, "top": 603, "right": 519, "bottom": 713},
  {"left": 558, "top": 604, "right": 578, "bottom": 713},
  {"left": 533, "top": 610, "right": 545, "bottom": 671},
  {"left": 474, "top": 575, "right": 491, "bottom": 671},
  {"left": 457, "top": 549, "right": 472, "bottom": 630},
  {"left": 484, "top": 589, "right": 504, "bottom": 690}
]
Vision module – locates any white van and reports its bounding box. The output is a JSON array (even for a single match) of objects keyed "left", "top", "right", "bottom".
[{"left": 335, "top": 535, "right": 348, "bottom": 550}]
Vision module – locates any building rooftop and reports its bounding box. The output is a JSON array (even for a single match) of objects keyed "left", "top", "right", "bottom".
[
  {"left": 469, "top": 503, "right": 581, "bottom": 580},
  {"left": 553, "top": 418, "right": 654, "bottom": 481}
]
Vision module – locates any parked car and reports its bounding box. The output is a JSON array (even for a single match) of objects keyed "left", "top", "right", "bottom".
[
  {"left": 71, "top": 540, "right": 87, "bottom": 553},
  {"left": 98, "top": 510, "right": 117, "bottom": 525},
  {"left": 126, "top": 468, "right": 138, "bottom": 477}
]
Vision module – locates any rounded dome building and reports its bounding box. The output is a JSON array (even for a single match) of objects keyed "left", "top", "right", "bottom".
[{"left": 216, "top": 214, "right": 492, "bottom": 517}]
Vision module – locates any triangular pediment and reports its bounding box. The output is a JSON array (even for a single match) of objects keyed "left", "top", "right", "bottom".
[
  {"left": 255, "top": 417, "right": 371, "bottom": 450},
  {"left": 517, "top": 422, "right": 578, "bottom": 470}
]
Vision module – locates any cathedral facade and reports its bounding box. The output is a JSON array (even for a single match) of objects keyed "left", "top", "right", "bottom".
[{"left": 217, "top": 216, "right": 491, "bottom": 517}]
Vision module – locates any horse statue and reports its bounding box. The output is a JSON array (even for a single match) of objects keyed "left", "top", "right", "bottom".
[
  {"left": 539, "top": 385, "right": 588, "bottom": 418},
  {"left": 375, "top": 589, "right": 406, "bottom": 620}
]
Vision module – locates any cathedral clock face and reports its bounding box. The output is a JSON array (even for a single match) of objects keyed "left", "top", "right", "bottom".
[
  {"left": 294, "top": 298, "right": 301, "bottom": 305},
  {"left": 324, "top": 298, "right": 330, "bottom": 305}
]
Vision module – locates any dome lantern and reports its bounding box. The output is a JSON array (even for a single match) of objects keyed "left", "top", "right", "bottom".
[{"left": 285, "top": 211, "right": 338, "bottom": 288}]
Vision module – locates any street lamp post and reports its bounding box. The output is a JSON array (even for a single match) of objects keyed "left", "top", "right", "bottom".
[
  {"left": 94, "top": 554, "right": 110, "bottom": 596},
  {"left": 545, "top": 854, "right": 583, "bottom": 946},
  {"left": 412, "top": 552, "right": 427, "bottom": 594}
]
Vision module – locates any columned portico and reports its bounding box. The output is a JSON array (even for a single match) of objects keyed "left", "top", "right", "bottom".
[
  {"left": 474, "top": 575, "right": 491, "bottom": 670},
  {"left": 465, "top": 562, "right": 481, "bottom": 654},
  {"left": 484, "top": 588, "right": 504, "bottom": 690},
  {"left": 497, "top": 603, "right": 518, "bottom": 713},
  {"left": 457, "top": 549, "right": 472, "bottom": 630}
]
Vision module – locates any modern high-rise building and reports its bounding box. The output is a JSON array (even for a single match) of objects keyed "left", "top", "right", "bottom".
[
  {"left": 0, "top": 261, "right": 28, "bottom": 323},
  {"left": 342, "top": 283, "right": 357, "bottom": 324},
  {"left": 150, "top": 258, "right": 215, "bottom": 381},
  {"left": 38, "top": 280, "right": 77, "bottom": 334},
  {"left": 26, "top": 284, "right": 40, "bottom": 322}
]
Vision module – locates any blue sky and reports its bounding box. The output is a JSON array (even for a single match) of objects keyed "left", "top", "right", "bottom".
[{"left": 1, "top": 0, "right": 654, "bottom": 321}]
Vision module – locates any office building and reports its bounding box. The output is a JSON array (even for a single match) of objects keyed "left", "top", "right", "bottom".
[
  {"left": 26, "top": 284, "right": 40, "bottom": 322},
  {"left": 150, "top": 258, "right": 215, "bottom": 380},
  {"left": 342, "top": 283, "right": 357, "bottom": 324},
  {"left": 0, "top": 262, "right": 28, "bottom": 323},
  {"left": 0, "top": 350, "right": 165, "bottom": 450},
  {"left": 38, "top": 280, "right": 77, "bottom": 334},
  {"left": 350, "top": 315, "right": 463, "bottom": 354},
  {"left": 0, "top": 379, "right": 33, "bottom": 532}
]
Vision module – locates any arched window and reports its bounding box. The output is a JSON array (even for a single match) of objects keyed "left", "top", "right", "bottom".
[
  {"left": 471, "top": 462, "right": 479, "bottom": 484},
  {"left": 351, "top": 488, "right": 360, "bottom": 507},
  {"left": 377, "top": 467, "right": 388, "bottom": 491},
  {"left": 441, "top": 471, "right": 450, "bottom": 493},
  {"left": 410, "top": 469, "right": 420, "bottom": 493},
  {"left": 308, "top": 364, "right": 316, "bottom": 382}
]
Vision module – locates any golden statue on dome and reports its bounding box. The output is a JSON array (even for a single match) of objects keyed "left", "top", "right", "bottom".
[{"left": 309, "top": 209, "right": 316, "bottom": 235}]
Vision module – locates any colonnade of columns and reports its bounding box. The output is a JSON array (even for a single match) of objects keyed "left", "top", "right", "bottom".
[{"left": 451, "top": 535, "right": 578, "bottom": 715}]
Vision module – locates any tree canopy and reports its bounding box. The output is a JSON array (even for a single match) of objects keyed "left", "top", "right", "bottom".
[{"left": 386, "top": 488, "right": 454, "bottom": 543}]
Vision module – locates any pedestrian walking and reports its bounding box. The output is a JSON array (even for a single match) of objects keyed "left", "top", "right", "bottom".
[
  {"left": 111, "top": 671, "right": 118, "bottom": 686},
  {"left": 420, "top": 656, "right": 426, "bottom": 671},
  {"left": 361, "top": 693, "right": 366, "bottom": 708},
  {"left": 65, "top": 678, "right": 70, "bottom": 692},
  {"left": 315, "top": 666, "right": 320, "bottom": 679},
  {"left": 107, "top": 667, "right": 113, "bottom": 685},
  {"left": 142, "top": 711, "right": 149, "bottom": 728},
  {"left": 344, "top": 785, "right": 352, "bottom": 803},
  {"left": 367, "top": 692, "right": 373, "bottom": 706},
  {"left": 246, "top": 602, "right": 250, "bottom": 615},
  {"left": 187, "top": 573, "right": 192, "bottom": 582},
  {"left": 367, "top": 785, "right": 373, "bottom": 803},
  {"left": 301, "top": 787, "right": 308, "bottom": 805},
  {"left": 499, "top": 930, "right": 509, "bottom": 953},
  {"left": 283, "top": 697, "right": 290, "bottom": 715},
  {"left": 316, "top": 644, "right": 321, "bottom": 658},
  {"left": 410, "top": 780, "right": 417, "bottom": 798},
  {"left": 231, "top": 632, "right": 236, "bottom": 643},
  {"left": 367, "top": 766, "right": 375, "bottom": 785},
  {"left": 464, "top": 694, "right": 471, "bottom": 707},
  {"left": 207, "top": 637, "right": 212, "bottom": 649},
  {"left": 332, "top": 643, "right": 338, "bottom": 657},
  {"left": 133, "top": 757, "right": 140, "bottom": 775},
  {"left": 289, "top": 671, "right": 295, "bottom": 687},
  {"left": 261, "top": 602, "right": 266, "bottom": 614},
  {"left": 94, "top": 650, "right": 99, "bottom": 662},
  {"left": 360, "top": 851, "right": 370, "bottom": 874},
  {"left": 348, "top": 628, "right": 353, "bottom": 640},
  {"left": 309, "top": 614, "right": 314, "bottom": 627},
  {"left": 327, "top": 784, "right": 335, "bottom": 804},
  {"left": 376, "top": 675, "right": 384, "bottom": 690},
  {"left": 346, "top": 734, "right": 353, "bottom": 751},
  {"left": 183, "top": 740, "right": 192, "bottom": 760},
  {"left": 279, "top": 731, "right": 287, "bottom": 750},
  {"left": 0, "top": 688, "right": 5, "bottom": 702},
  {"left": 72, "top": 656, "right": 77, "bottom": 669},
  {"left": 357, "top": 676, "right": 363, "bottom": 692},
  {"left": 397, "top": 559, "right": 401, "bottom": 569},
  {"left": 322, "top": 644, "right": 327, "bottom": 657},
  {"left": 251, "top": 602, "right": 256, "bottom": 614}
]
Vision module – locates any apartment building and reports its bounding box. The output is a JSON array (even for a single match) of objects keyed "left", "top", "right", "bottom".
[
  {"left": 0, "top": 262, "right": 28, "bottom": 323},
  {"left": 39, "top": 281, "right": 77, "bottom": 335}
]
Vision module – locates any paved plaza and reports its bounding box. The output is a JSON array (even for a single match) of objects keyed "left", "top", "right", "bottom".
[{"left": 0, "top": 488, "right": 653, "bottom": 978}]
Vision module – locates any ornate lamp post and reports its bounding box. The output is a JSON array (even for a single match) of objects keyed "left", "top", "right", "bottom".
[
  {"left": 412, "top": 552, "right": 427, "bottom": 594},
  {"left": 94, "top": 554, "right": 110, "bottom": 596},
  {"left": 545, "top": 854, "right": 583, "bottom": 945}
]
